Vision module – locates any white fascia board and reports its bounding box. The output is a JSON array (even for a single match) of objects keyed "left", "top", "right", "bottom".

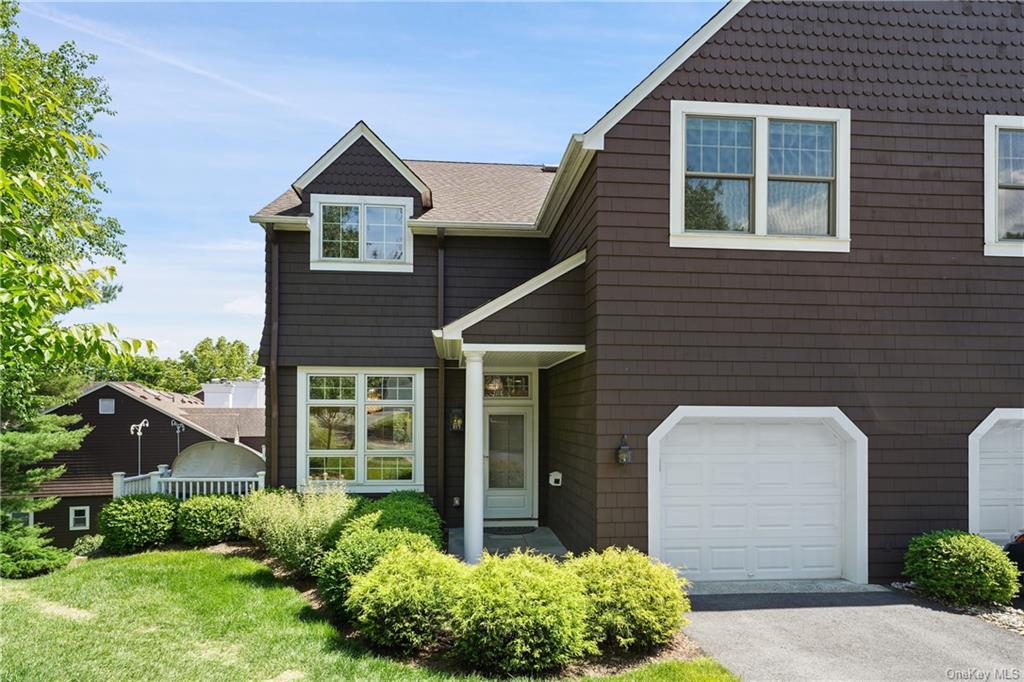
[
  {"left": 581, "top": 0, "right": 749, "bottom": 151},
  {"left": 439, "top": 249, "right": 586, "bottom": 342},
  {"left": 249, "top": 214, "right": 309, "bottom": 230},
  {"left": 292, "top": 121, "right": 432, "bottom": 208}
]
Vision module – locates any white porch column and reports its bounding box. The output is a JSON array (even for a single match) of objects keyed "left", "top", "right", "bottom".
[{"left": 463, "top": 350, "right": 486, "bottom": 564}]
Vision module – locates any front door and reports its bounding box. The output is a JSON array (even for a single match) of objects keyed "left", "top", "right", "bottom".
[{"left": 484, "top": 407, "right": 532, "bottom": 519}]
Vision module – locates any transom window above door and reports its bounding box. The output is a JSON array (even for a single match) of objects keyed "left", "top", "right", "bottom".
[
  {"left": 309, "top": 194, "right": 415, "bottom": 272},
  {"left": 484, "top": 374, "right": 530, "bottom": 399},
  {"left": 670, "top": 101, "right": 851, "bottom": 252},
  {"left": 298, "top": 368, "right": 423, "bottom": 492}
]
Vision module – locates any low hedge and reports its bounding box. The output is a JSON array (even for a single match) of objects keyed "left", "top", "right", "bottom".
[
  {"left": 346, "top": 545, "right": 468, "bottom": 652},
  {"left": 566, "top": 547, "right": 690, "bottom": 652},
  {"left": 903, "top": 530, "right": 1020, "bottom": 605},
  {"left": 317, "top": 513, "right": 436, "bottom": 617},
  {"left": 450, "top": 550, "right": 594, "bottom": 676},
  {"left": 98, "top": 494, "right": 179, "bottom": 554},
  {"left": 177, "top": 495, "right": 242, "bottom": 546},
  {"left": 71, "top": 534, "right": 105, "bottom": 557},
  {"left": 352, "top": 491, "right": 442, "bottom": 549}
]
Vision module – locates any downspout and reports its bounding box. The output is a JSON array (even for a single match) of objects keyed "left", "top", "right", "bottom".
[
  {"left": 436, "top": 228, "right": 446, "bottom": 512},
  {"left": 268, "top": 227, "right": 280, "bottom": 487}
]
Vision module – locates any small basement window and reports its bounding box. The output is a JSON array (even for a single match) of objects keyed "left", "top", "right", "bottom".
[
  {"left": 309, "top": 194, "right": 415, "bottom": 272},
  {"left": 984, "top": 115, "right": 1024, "bottom": 257},
  {"left": 9, "top": 511, "right": 33, "bottom": 527},
  {"left": 670, "top": 101, "right": 851, "bottom": 252},
  {"left": 98, "top": 398, "right": 115, "bottom": 414},
  {"left": 69, "top": 506, "right": 90, "bottom": 531}
]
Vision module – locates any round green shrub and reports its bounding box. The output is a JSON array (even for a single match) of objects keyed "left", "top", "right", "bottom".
[
  {"left": 71, "top": 534, "right": 105, "bottom": 557},
  {"left": 566, "top": 547, "right": 690, "bottom": 652},
  {"left": 177, "top": 495, "right": 242, "bottom": 546},
  {"left": 450, "top": 550, "right": 594, "bottom": 675},
  {"left": 903, "top": 530, "right": 1020, "bottom": 605},
  {"left": 317, "top": 515, "right": 436, "bottom": 617},
  {"left": 346, "top": 545, "right": 468, "bottom": 652},
  {"left": 98, "top": 494, "right": 179, "bottom": 554},
  {"left": 353, "top": 491, "right": 442, "bottom": 548},
  {"left": 238, "top": 488, "right": 294, "bottom": 545}
]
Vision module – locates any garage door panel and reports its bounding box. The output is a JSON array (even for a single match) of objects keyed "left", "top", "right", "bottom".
[
  {"left": 658, "top": 419, "right": 845, "bottom": 581},
  {"left": 977, "top": 419, "right": 1024, "bottom": 544}
]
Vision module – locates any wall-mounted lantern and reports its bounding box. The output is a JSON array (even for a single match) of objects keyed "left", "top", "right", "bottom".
[
  {"left": 448, "top": 408, "right": 465, "bottom": 433},
  {"left": 616, "top": 435, "right": 632, "bottom": 465}
]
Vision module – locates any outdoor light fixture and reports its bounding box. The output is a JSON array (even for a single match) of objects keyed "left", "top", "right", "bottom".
[
  {"left": 616, "top": 435, "right": 632, "bottom": 465},
  {"left": 448, "top": 408, "right": 464, "bottom": 433},
  {"left": 129, "top": 419, "right": 149, "bottom": 475},
  {"left": 170, "top": 419, "right": 186, "bottom": 454}
]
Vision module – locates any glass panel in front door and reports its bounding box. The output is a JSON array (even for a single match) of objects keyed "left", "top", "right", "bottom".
[{"left": 487, "top": 414, "right": 525, "bottom": 489}]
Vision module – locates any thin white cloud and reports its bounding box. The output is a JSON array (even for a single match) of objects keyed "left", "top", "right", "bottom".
[
  {"left": 222, "top": 294, "right": 265, "bottom": 317},
  {"left": 22, "top": 3, "right": 344, "bottom": 127}
]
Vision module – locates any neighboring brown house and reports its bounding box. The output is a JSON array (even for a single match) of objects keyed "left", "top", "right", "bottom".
[
  {"left": 252, "top": 0, "right": 1024, "bottom": 584},
  {"left": 35, "top": 382, "right": 264, "bottom": 547}
]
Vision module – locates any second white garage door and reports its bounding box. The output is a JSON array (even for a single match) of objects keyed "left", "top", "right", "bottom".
[{"left": 658, "top": 418, "right": 846, "bottom": 581}]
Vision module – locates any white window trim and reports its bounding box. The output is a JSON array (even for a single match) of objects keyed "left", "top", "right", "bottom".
[
  {"left": 309, "top": 193, "right": 415, "bottom": 272},
  {"left": 983, "top": 115, "right": 1024, "bottom": 258},
  {"left": 98, "top": 398, "right": 115, "bottom": 414},
  {"left": 68, "top": 506, "right": 90, "bottom": 531},
  {"left": 669, "top": 101, "right": 851, "bottom": 253},
  {"left": 296, "top": 367, "right": 424, "bottom": 493}
]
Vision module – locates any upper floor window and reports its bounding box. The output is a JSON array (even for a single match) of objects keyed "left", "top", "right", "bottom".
[
  {"left": 670, "top": 101, "right": 850, "bottom": 252},
  {"left": 309, "top": 194, "right": 415, "bottom": 272},
  {"left": 984, "top": 115, "right": 1024, "bottom": 257},
  {"left": 98, "top": 398, "right": 115, "bottom": 414}
]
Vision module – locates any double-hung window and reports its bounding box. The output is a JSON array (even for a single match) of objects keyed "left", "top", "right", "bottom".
[
  {"left": 670, "top": 101, "right": 851, "bottom": 252},
  {"left": 298, "top": 368, "right": 423, "bottom": 492},
  {"left": 309, "top": 194, "right": 414, "bottom": 272},
  {"left": 984, "top": 115, "right": 1024, "bottom": 257}
]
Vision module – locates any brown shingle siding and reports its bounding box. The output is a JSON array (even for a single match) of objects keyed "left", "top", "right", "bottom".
[{"left": 589, "top": 0, "right": 1024, "bottom": 581}]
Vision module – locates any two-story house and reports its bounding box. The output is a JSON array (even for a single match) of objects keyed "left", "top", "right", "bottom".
[{"left": 251, "top": 0, "right": 1024, "bottom": 584}]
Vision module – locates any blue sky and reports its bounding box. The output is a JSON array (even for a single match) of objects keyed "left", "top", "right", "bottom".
[{"left": 21, "top": 1, "right": 719, "bottom": 357}]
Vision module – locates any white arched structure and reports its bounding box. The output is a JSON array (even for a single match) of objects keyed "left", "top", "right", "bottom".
[
  {"left": 172, "top": 441, "right": 265, "bottom": 478},
  {"left": 968, "top": 408, "right": 1024, "bottom": 545},
  {"left": 648, "top": 406, "right": 869, "bottom": 584}
]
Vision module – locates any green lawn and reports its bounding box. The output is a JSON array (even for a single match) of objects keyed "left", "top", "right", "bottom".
[{"left": 0, "top": 550, "right": 735, "bottom": 682}]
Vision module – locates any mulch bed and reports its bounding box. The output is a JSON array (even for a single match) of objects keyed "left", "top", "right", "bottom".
[{"left": 203, "top": 540, "right": 710, "bottom": 678}]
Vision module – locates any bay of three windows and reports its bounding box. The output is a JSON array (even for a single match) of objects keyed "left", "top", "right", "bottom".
[{"left": 685, "top": 116, "right": 836, "bottom": 236}]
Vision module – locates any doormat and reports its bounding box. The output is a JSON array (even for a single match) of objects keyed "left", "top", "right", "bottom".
[{"left": 484, "top": 527, "right": 536, "bottom": 536}]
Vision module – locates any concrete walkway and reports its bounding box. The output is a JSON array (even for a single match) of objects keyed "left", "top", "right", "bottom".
[
  {"left": 686, "top": 587, "right": 1023, "bottom": 681},
  {"left": 448, "top": 527, "right": 567, "bottom": 559}
]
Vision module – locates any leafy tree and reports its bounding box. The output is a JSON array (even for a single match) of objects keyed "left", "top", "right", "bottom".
[
  {"left": 0, "top": 2, "right": 149, "bottom": 576},
  {"left": 92, "top": 337, "right": 261, "bottom": 394}
]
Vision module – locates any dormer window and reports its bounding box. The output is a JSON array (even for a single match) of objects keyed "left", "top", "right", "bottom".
[{"left": 309, "top": 194, "right": 414, "bottom": 272}]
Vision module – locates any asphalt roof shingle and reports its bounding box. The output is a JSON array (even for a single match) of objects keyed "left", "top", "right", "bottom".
[{"left": 254, "top": 160, "right": 555, "bottom": 226}]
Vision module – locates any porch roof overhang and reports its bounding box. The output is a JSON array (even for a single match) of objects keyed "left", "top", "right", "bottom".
[{"left": 432, "top": 249, "right": 586, "bottom": 369}]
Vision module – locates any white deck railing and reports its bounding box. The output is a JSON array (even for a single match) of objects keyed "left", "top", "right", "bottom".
[{"left": 113, "top": 466, "right": 265, "bottom": 500}]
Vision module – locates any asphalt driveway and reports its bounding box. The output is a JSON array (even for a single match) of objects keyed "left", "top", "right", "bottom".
[{"left": 687, "top": 588, "right": 1022, "bottom": 681}]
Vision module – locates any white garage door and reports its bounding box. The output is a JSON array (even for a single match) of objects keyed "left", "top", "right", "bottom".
[
  {"left": 658, "top": 419, "right": 845, "bottom": 581},
  {"left": 977, "top": 419, "right": 1024, "bottom": 545}
]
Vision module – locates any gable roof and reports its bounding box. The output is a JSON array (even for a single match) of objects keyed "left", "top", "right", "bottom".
[
  {"left": 51, "top": 382, "right": 225, "bottom": 443},
  {"left": 252, "top": 159, "right": 556, "bottom": 231},
  {"left": 433, "top": 249, "right": 586, "bottom": 358},
  {"left": 292, "top": 121, "right": 432, "bottom": 208},
  {"left": 581, "top": 0, "right": 748, "bottom": 150}
]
